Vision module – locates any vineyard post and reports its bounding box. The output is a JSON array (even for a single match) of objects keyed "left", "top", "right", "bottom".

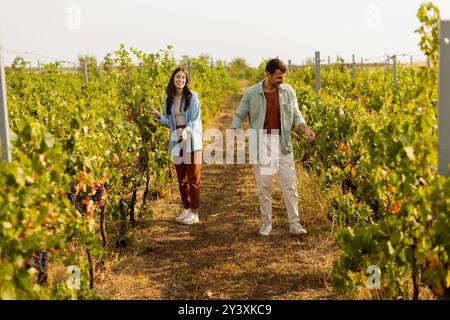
[
  {"left": 210, "top": 57, "right": 214, "bottom": 71},
  {"left": 361, "top": 58, "right": 364, "bottom": 73},
  {"left": 426, "top": 56, "right": 430, "bottom": 68},
  {"left": 315, "top": 51, "right": 321, "bottom": 93},
  {"left": 386, "top": 55, "right": 390, "bottom": 75},
  {"left": 386, "top": 55, "right": 391, "bottom": 76},
  {"left": 393, "top": 55, "right": 397, "bottom": 89},
  {"left": 83, "top": 62, "right": 88, "bottom": 83},
  {"left": 288, "top": 59, "right": 292, "bottom": 73},
  {"left": 438, "top": 20, "right": 450, "bottom": 177},
  {"left": 0, "top": 47, "right": 12, "bottom": 162},
  {"left": 385, "top": 56, "right": 387, "bottom": 75},
  {"left": 352, "top": 54, "right": 356, "bottom": 80},
  {"left": 328, "top": 56, "right": 331, "bottom": 65},
  {"left": 38, "top": 60, "right": 41, "bottom": 73},
  {"left": 410, "top": 55, "right": 413, "bottom": 67}
]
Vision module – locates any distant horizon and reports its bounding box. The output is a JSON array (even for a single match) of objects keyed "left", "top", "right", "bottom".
[
  {"left": 1, "top": 49, "right": 431, "bottom": 70},
  {"left": 1, "top": 0, "right": 449, "bottom": 68}
]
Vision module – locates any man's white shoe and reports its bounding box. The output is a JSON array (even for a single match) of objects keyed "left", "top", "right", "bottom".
[
  {"left": 290, "top": 223, "right": 307, "bottom": 235},
  {"left": 175, "top": 209, "right": 190, "bottom": 223},
  {"left": 259, "top": 223, "right": 272, "bottom": 236},
  {"left": 180, "top": 212, "right": 199, "bottom": 225}
]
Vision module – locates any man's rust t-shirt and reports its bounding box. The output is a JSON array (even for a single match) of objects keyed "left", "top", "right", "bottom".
[{"left": 263, "top": 90, "right": 281, "bottom": 134}]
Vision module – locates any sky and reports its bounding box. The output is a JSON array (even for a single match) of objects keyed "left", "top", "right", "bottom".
[{"left": 1, "top": 0, "right": 450, "bottom": 67}]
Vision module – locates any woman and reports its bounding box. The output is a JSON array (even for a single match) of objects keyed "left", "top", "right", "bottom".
[{"left": 150, "top": 67, "right": 203, "bottom": 225}]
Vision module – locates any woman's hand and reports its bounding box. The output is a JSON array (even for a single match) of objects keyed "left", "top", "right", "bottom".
[
  {"left": 177, "top": 128, "right": 188, "bottom": 142},
  {"left": 150, "top": 107, "right": 161, "bottom": 118}
]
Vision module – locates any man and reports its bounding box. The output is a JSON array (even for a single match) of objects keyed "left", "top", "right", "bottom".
[{"left": 231, "top": 58, "right": 316, "bottom": 236}]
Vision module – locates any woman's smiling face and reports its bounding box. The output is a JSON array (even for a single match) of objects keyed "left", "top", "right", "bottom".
[{"left": 174, "top": 71, "right": 187, "bottom": 89}]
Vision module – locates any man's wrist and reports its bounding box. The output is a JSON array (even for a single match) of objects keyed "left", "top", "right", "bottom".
[{"left": 298, "top": 123, "right": 308, "bottom": 133}]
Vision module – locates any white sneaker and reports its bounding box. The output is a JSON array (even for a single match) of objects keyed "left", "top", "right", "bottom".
[
  {"left": 259, "top": 223, "right": 272, "bottom": 236},
  {"left": 175, "top": 209, "right": 190, "bottom": 223},
  {"left": 290, "top": 222, "right": 307, "bottom": 235},
  {"left": 180, "top": 212, "right": 199, "bottom": 225}
]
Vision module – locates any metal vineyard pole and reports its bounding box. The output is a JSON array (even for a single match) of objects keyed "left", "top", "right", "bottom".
[
  {"left": 83, "top": 62, "right": 88, "bottom": 82},
  {"left": 393, "top": 55, "right": 397, "bottom": 89},
  {"left": 210, "top": 57, "right": 214, "bottom": 71},
  {"left": 315, "top": 51, "right": 321, "bottom": 93},
  {"left": 386, "top": 55, "right": 390, "bottom": 75},
  {"left": 361, "top": 58, "right": 364, "bottom": 73},
  {"left": 438, "top": 20, "right": 450, "bottom": 176},
  {"left": 352, "top": 54, "right": 356, "bottom": 80},
  {"left": 0, "top": 47, "right": 12, "bottom": 162},
  {"left": 288, "top": 59, "right": 292, "bottom": 73}
]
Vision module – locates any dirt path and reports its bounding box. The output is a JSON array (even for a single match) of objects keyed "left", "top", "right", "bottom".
[{"left": 96, "top": 94, "right": 340, "bottom": 300}]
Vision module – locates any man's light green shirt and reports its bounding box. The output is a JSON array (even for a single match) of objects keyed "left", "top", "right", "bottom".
[{"left": 231, "top": 81, "right": 307, "bottom": 154}]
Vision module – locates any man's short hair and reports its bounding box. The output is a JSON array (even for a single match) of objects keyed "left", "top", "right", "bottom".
[{"left": 265, "top": 58, "right": 288, "bottom": 75}]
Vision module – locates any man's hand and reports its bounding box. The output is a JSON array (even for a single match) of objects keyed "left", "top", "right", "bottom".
[
  {"left": 305, "top": 128, "right": 316, "bottom": 142},
  {"left": 299, "top": 123, "right": 316, "bottom": 142}
]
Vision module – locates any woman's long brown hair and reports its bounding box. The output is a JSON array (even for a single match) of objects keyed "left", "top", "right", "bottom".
[{"left": 165, "top": 67, "right": 192, "bottom": 115}]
